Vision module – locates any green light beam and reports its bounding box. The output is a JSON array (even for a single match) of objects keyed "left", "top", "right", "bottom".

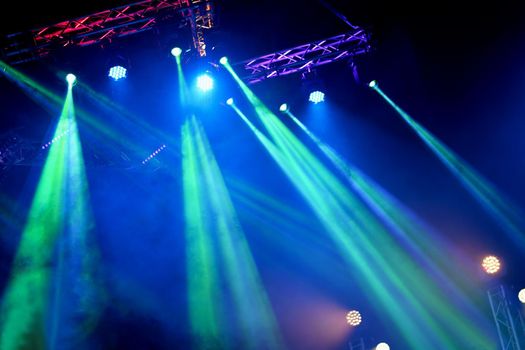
[
  {"left": 224, "top": 65, "right": 495, "bottom": 348},
  {"left": 284, "top": 109, "right": 494, "bottom": 334},
  {"left": 371, "top": 84, "right": 525, "bottom": 251}
]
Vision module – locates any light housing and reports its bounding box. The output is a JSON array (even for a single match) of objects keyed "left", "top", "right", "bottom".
[
  {"left": 66, "top": 73, "right": 77, "bottom": 85},
  {"left": 482, "top": 255, "right": 501, "bottom": 275},
  {"left": 308, "top": 91, "right": 325, "bottom": 104},
  {"left": 171, "top": 47, "right": 182, "bottom": 57},
  {"left": 345, "top": 310, "right": 362, "bottom": 327},
  {"left": 518, "top": 289, "right": 525, "bottom": 304}
]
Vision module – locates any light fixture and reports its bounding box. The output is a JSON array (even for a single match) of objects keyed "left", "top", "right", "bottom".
[
  {"left": 108, "top": 65, "right": 127, "bottom": 81},
  {"left": 106, "top": 53, "right": 130, "bottom": 81},
  {"left": 66, "top": 73, "right": 77, "bottom": 85},
  {"left": 171, "top": 47, "right": 182, "bottom": 57},
  {"left": 376, "top": 342, "right": 390, "bottom": 350}
]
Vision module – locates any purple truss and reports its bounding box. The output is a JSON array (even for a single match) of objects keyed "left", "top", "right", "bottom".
[{"left": 236, "top": 29, "right": 371, "bottom": 84}]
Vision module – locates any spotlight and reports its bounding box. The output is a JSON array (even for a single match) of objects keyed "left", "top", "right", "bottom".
[
  {"left": 481, "top": 255, "right": 501, "bottom": 275},
  {"left": 66, "top": 73, "right": 77, "bottom": 85},
  {"left": 279, "top": 103, "right": 288, "bottom": 112},
  {"left": 171, "top": 47, "right": 182, "bottom": 57},
  {"left": 108, "top": 65, "right": 127, "bottom": 81},
  {"left": 220, "top": 56, "right": 228, "bottom": 65},
  {"left": 226, "top": 98, "right": 234, "bottom": 106},
  {"left": 376, "top": 342, "right": 390, "bottom": 350},
  {"left": 196, "top": 73, "right": 214, "bottom": 92},
  {"left": 345, "top": 310, "right": 361, "bottom": 327},
  {"left": 368, "top": 80, "right": 377, "bottom": 88},
  {"left": 518, "top": 289, "right": 525, "bottom": 304},
  {"left": 309, "top": 90, "right": 325, "bottom": 104}
]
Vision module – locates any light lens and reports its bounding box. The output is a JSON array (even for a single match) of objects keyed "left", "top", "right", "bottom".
[
  {"left": 108, "top": 66, "right": 127, "bottom": 81},
  {"left": 66, "top": 73, "right": 76, "bottom": 85},
  {"left": 171, "top": 47, "right": 182, "bottom": 57}
]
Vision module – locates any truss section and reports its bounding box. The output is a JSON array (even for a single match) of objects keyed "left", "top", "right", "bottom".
[
  {"left": 235, "top": 29, "right": 370, "bottom": 84},
  {"left": 181, "top": 0, "right": 214, "bottom": 57}
]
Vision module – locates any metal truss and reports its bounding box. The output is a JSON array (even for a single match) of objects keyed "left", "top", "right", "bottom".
[
  {"left": 236, "top": 29, "right": 371, "bottom": 84},
  {"left": 182, "top": 0, "right": 214, "bottom": 57},
  {"left": 2, "top": 0, "right": 214, "bottom": 64},
  {"left": 488, "top": 285, "right": 524, "bottom": 350}
]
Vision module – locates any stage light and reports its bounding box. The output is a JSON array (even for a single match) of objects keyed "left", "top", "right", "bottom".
[
  {"left": 279, "top": 103, "right": 288, "bottom": 112},
  {"left": 41, "top": 127, "right": 72, "bottom": 150},
  {"left": 220, "top": 56, "right": 228, "bottom": 65},
  {"left": 66, "top": 73, "right": 76, "bottom": 85},
  {"left": 142, "top": 144, "right": 167, "bottom": 165},
  {"left": 226, "top": 98, "right": 234, "bottom": 106},
  {"left": 196, "top": 74, "right": 213, "bottom": 92},
  {"left": 171, "top": 47, "right": 182, "bottom": 57},
  {"left": 376, "top": 342, "right": 390, "bottom": 350},
  {"left": 108, "top": 65, "right": 127, "bottom": 81},
  {"left": 481, "top": 255, "right": 501, "bottom": 274},
  {"left": 309, "top": 90, "right": 325, "bottom": 104},
  {"left": 346, "top": 310, "right": 361, "bottom": 327},
  {"left": 518, "top": 289, "right": 525, "bottom": 304},
  {"left": 369, "top": 80, "right": 377, "bottom": 88}
]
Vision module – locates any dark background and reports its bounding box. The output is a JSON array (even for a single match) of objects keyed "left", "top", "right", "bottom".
[{"left": 1, "top": 1, "right": 525, "bottom": 349}]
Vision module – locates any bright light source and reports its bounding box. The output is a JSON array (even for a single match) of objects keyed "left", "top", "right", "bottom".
[
  {"left": 226, "top": 98, "right": 234, "bottom": 106},
  {"left": 196, "top": 74, "right": 214, "bottom": 92},
  {"left": 108, "top": 66, "right": 127, "bottom": 81},
  {"left": 482, "top": 255, "right": 501, "bottom": 274},
  {"left": 518, "top": 289, "right": 525, "bottom": 304},
  {"left": 369, "top": 80, "right": 377, "bottom": 88},
  {"left": 66, "top": 73, "right": 77, "bottom": 85},
  {"left": 346, "top": 310, "right": 361, "bottom": 327},
  {"left": 279, "top": 103, "right": 288, "bottom": 112},
  {"left": 220, "top": 56, "right": 228, "bottom": 65},
  {"left": 309, "top": 90, "right": 325, "bottom": 104},
  {"left": 142, "top": 144, "right": 167, "bottom": 165},
  {"left": 171, "top": 47, "right": 182, "bottom": 57},
  {"left": 376, "top": 342, "right": 390, "bottom": 350}
]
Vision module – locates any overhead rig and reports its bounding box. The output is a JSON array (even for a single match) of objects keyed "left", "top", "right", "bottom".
[
  {"left": 235, "top": 28, "right": 371, "bottom": 84},
  {"left": 1, "top": 0, "right": 215, "bottom": 64}
]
